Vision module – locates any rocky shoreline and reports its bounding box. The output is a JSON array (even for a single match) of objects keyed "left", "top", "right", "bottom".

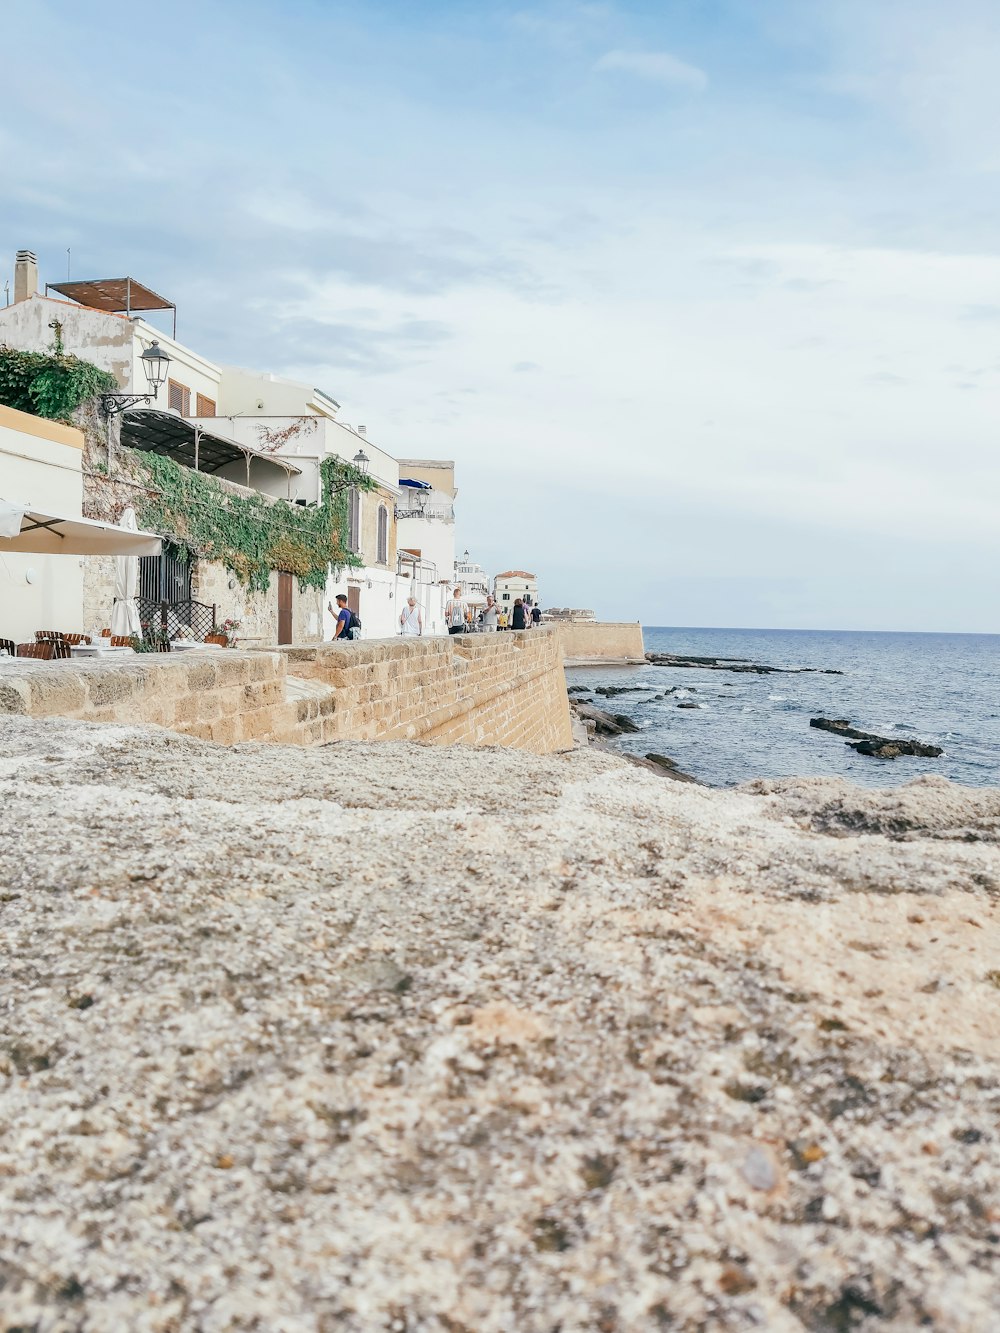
[{"left": 1, "top": 715, "right": 998, "bottom": 1330}]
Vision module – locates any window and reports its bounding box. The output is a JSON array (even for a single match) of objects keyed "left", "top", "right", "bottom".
[
  {"left": 167, "top": 380, "right": 191, "bottom": 415},
  {"left": 196, "top": 393, "right": 216, "bottom": 417},
  {"left": 348, "top": 487, "right": 360, "bottom": 553},
  {"left": 502, "top": 593, "right": 510, "bottom": 601},
  {"left": 377, "top": 505, "right": 388, "bottom": 565}
]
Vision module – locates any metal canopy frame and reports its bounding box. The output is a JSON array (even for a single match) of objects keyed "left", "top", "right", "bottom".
[
  {"left": 45, "top": 276, "right": 177, "bottom": 338},
  {"left": 120, "top": 409, "right": 301, "bottom": 496}
]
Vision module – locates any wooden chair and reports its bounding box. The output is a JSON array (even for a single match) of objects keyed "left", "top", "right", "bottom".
[
  {"left": 35, "top": 630, "right": 67, "bottom": 642},
  {"left": 64, "top": 633, "right": 91, "bottom": 646},
  {"left": 0, "top": 639, "right": 14, "bottom": 657},
  {"left": 109, "top": 635, "right": 133, "bottom": 648},
  {"left": 204, "top": 633, "right": 229, "bottom": 647},
  {"left": 17, "top": 642, "right": 53, "bottom": 659}
]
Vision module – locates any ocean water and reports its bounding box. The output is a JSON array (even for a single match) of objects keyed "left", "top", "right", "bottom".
[{"left": 565, "top": 626, "right": 1000, "bottom": 789}]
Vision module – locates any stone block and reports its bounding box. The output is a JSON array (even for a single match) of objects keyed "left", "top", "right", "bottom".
[
  {"left": 0, "top": 678, "right": 31, "bottom": 714},
  {"left": 87, "top": 670, "right": 136, "bottom": 708},
  {"left": 185, "top": 662, "right": 219, "bottom": 692}
]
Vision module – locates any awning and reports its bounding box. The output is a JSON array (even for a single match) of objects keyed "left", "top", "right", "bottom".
[
  {"left": 0, "top": 501, "right": 162, "bottom": 556},
  {"left": 120, "top": 409, "right": 301, "bottom": 481},
  {"left": 46, "top": 276, "right": 173, "bottom": 315},
  {"left": 399, "top": 478, "right": 432, "bottom": 489}
]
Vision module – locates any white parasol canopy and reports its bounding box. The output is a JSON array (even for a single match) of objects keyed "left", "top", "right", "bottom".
[
  {"left": 0, "top": 500, "right": 162, "bottom": 557},
  {"left": 110, "top": 507, "right": 143, "bottom": 637}
]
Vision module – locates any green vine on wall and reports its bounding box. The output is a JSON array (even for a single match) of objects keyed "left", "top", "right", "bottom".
[
  {"left": 132, "top": 453, "right": 376, "bottom": 593},
  {"left": 0, "top": 326, "right": 116, "bottom": 423}
]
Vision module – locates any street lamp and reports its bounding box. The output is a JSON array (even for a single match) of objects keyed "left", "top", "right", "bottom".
[
  {"left": 414, "top": 490, "right": 428, "bottom": 514},
  {"left": 353, "top": 449, "right": 370, "bottom": 474},
  {"left": 100, "top": 340, "right": 172, "bottom": 417}
]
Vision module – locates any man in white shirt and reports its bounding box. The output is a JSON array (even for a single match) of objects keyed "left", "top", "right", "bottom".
[
  {"left": 445, "top": 587, "right": 467, "bottom": 635},
  {"left": 480, "top": 594, "right": 498, "bottom": 632},
  {"left": 400, "top": 597, "right": 423, "bottom": 636}
]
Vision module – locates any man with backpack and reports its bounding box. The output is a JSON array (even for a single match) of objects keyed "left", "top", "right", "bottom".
[{"left": 328, "top": 594, "right": 361, "bottom": 641}]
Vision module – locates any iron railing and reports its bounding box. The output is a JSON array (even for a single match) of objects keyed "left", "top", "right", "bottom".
[{"left": 137, "top": 596, "right": 217, "bottom": 643}]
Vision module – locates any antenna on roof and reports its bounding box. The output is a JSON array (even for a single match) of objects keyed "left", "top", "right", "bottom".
[{"left": 67, "top": 248, "right": 71, "bottom": 279}]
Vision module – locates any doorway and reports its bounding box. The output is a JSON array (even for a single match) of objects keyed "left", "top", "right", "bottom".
[{"left": 277, "top": 572, "right": 293, "bottom": 645}]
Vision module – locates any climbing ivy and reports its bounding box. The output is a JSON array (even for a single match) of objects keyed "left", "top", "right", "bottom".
[
  {"left": 132, "top": 452, "right": 376, "bottom": 593},
  {"left": 0, "top": 326, "right": 116, "bottom": 422}
]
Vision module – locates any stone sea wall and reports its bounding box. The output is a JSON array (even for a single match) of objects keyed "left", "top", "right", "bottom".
[
  {"left": 0, "top": 628, "right": 574, "bottom": 754},
  {"left": 282, "top": 629, "right": 572, "bottom": 751},
  {"left": 554, "top": 619, "right": 645, "bottom": 663}
]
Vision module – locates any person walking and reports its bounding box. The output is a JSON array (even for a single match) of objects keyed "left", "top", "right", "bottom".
[
  {"left": 445, "top": 587, "right": 467, "bottom": 635},
  {"left": 480, "top": 594, "right": 498, "bottom": 632},
  {"left": 399, "top": 596, "right": 423, "bottom": 636},
  {"left": 328, "top": 594, "right": 358, "bottom": 641},
  {"left": 511, "top": 597, "right": 526, "bottom": 631},
  {"left": 531, "top": 604, "right": 542, "bottom": 628}
]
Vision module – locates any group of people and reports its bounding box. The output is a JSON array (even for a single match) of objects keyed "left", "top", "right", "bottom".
[
  {"left": 330, "top": 589, "right": 543, "bottom": 640},
  {"left": 441, "top": 589, "right": 541, "bottom": 634}
]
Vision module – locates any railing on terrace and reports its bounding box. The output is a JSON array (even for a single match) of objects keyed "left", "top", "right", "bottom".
[
  {"left": 394, "top": 504, "right": 455, "bottom": 521},
  {"left": 137, "top": 596, "right": 217, "bottom": 643}
]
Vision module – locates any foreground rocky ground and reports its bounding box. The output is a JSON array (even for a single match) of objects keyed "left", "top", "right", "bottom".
[{"left": 1, "top": 716, "right": 998, "bottom": 1332}]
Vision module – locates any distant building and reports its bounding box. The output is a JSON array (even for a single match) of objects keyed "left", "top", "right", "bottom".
[
  {"left": 494, "top": 570, "right": 539, "bottom": 608},
  {"left": 545, "top": 607, "right": 595, "bottom": 622},
  {"left": 396, "top": 460, "right": 457, "bottom": 636},
  {"left": 454, "top": 550, "right": 490, "bottom": 607}
]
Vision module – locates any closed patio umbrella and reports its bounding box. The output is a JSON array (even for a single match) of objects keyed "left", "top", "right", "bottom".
[{"left": 110, "top": 507, "right": 143, "bottom": 638}]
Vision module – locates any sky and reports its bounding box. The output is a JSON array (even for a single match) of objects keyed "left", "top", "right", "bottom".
[{"left": 4, "top": 0, "right": 1000, "bottom": 631}]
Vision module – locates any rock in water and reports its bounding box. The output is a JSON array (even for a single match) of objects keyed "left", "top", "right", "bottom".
[{"left": 810, "top": 717, "right": 943, "bottom": 758}]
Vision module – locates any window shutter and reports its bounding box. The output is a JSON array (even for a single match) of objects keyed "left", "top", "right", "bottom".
[
  {"left": 196, "top": 394, "right": 216, "bottom": 417},
  {"left": 168, "top": 380, "right": 191, "bottom": 415}
]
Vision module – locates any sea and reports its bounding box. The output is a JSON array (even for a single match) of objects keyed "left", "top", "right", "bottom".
[{"left": 564, "top": 626, "right": 1000, "bottom": 790}]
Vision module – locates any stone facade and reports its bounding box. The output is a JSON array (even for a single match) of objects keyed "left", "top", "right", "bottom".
[
  {"left": 0, "top": 628, "right": 574, "bottom": 755},
  {"left": 554, "top": 620, "right": 645, "bottom": 663}
]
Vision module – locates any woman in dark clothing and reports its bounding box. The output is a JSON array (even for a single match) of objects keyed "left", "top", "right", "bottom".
[{"left": 511, "top": 598, "right": 526, "bottom": 630}]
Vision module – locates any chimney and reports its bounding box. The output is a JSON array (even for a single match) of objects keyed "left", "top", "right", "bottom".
[
  {"left": 14, "top": 250, "right": 38, "bottom": 304},
  {"left": 357, "top": 425, "right": 367, "bottom": 437}
]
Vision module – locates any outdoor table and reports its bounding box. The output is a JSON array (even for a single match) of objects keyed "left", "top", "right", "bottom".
[{"left": 70, "top": 644, "right": 136, "bottom": 658}]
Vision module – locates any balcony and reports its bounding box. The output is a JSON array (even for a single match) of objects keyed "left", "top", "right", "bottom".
[{"left": 395, "top": 502, "right": 454, "bottom": 521}]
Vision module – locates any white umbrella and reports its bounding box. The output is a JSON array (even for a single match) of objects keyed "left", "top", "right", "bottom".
[{"left": 110, "top": 507, "right": 143, "bottom": 637}]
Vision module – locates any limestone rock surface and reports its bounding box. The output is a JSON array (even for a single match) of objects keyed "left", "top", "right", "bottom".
[{"left": 1, "top": 716, "right": 998, "bottom": 1332}]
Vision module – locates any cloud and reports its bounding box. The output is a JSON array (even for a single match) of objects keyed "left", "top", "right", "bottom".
[{"left": 594, "top": 49, "right": 707, "bottom": 92}]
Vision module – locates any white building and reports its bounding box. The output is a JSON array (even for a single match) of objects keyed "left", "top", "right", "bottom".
[
  {"left": 454, "top": 549, "right": 490, "bottom": 608},
  {"left": 395, "top": 459, "right": 456, "bottom": 636},
  {"left": 494, "top": 570, "right": 540, "bottom": 610},
  {"left": 0, "top": 404, "right": 86, "bottom": 643},
  {"left": 0, "top": 251, "right": 461, "bottom": 643}
]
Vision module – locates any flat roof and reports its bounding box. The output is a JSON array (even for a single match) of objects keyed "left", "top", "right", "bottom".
[{"left": 46, "top": 276, "right": 174, "bottom": 314}]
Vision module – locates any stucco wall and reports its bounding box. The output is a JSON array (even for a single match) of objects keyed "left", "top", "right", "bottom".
[
  {"left": 554, "top": 621, "right": 645, "bottom": 663},
  {"left": 0, "top": 405, "right": 86, "bottom": 643},
  {"left": 0, "top": 629, "right": 574, "bottom": 755},
  {"left": 0, "top": 296, "right": 133, "bottom": 387}
]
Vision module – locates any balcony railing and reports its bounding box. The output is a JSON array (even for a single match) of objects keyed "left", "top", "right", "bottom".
[{"left": 394, "top": 504, "right": 455, "bottom": 521}]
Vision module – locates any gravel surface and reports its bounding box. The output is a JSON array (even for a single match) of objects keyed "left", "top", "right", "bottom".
[{"left": 1, "top": 715, "right": 998, "bottom": 1332}]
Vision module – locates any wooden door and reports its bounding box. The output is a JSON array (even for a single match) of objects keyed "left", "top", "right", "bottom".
[
  {"left": 277, "top": 571, "right": 293, "bottom": 645},
  {"left": 346, "top": 585, "right": 361, "bottom": 626}
]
